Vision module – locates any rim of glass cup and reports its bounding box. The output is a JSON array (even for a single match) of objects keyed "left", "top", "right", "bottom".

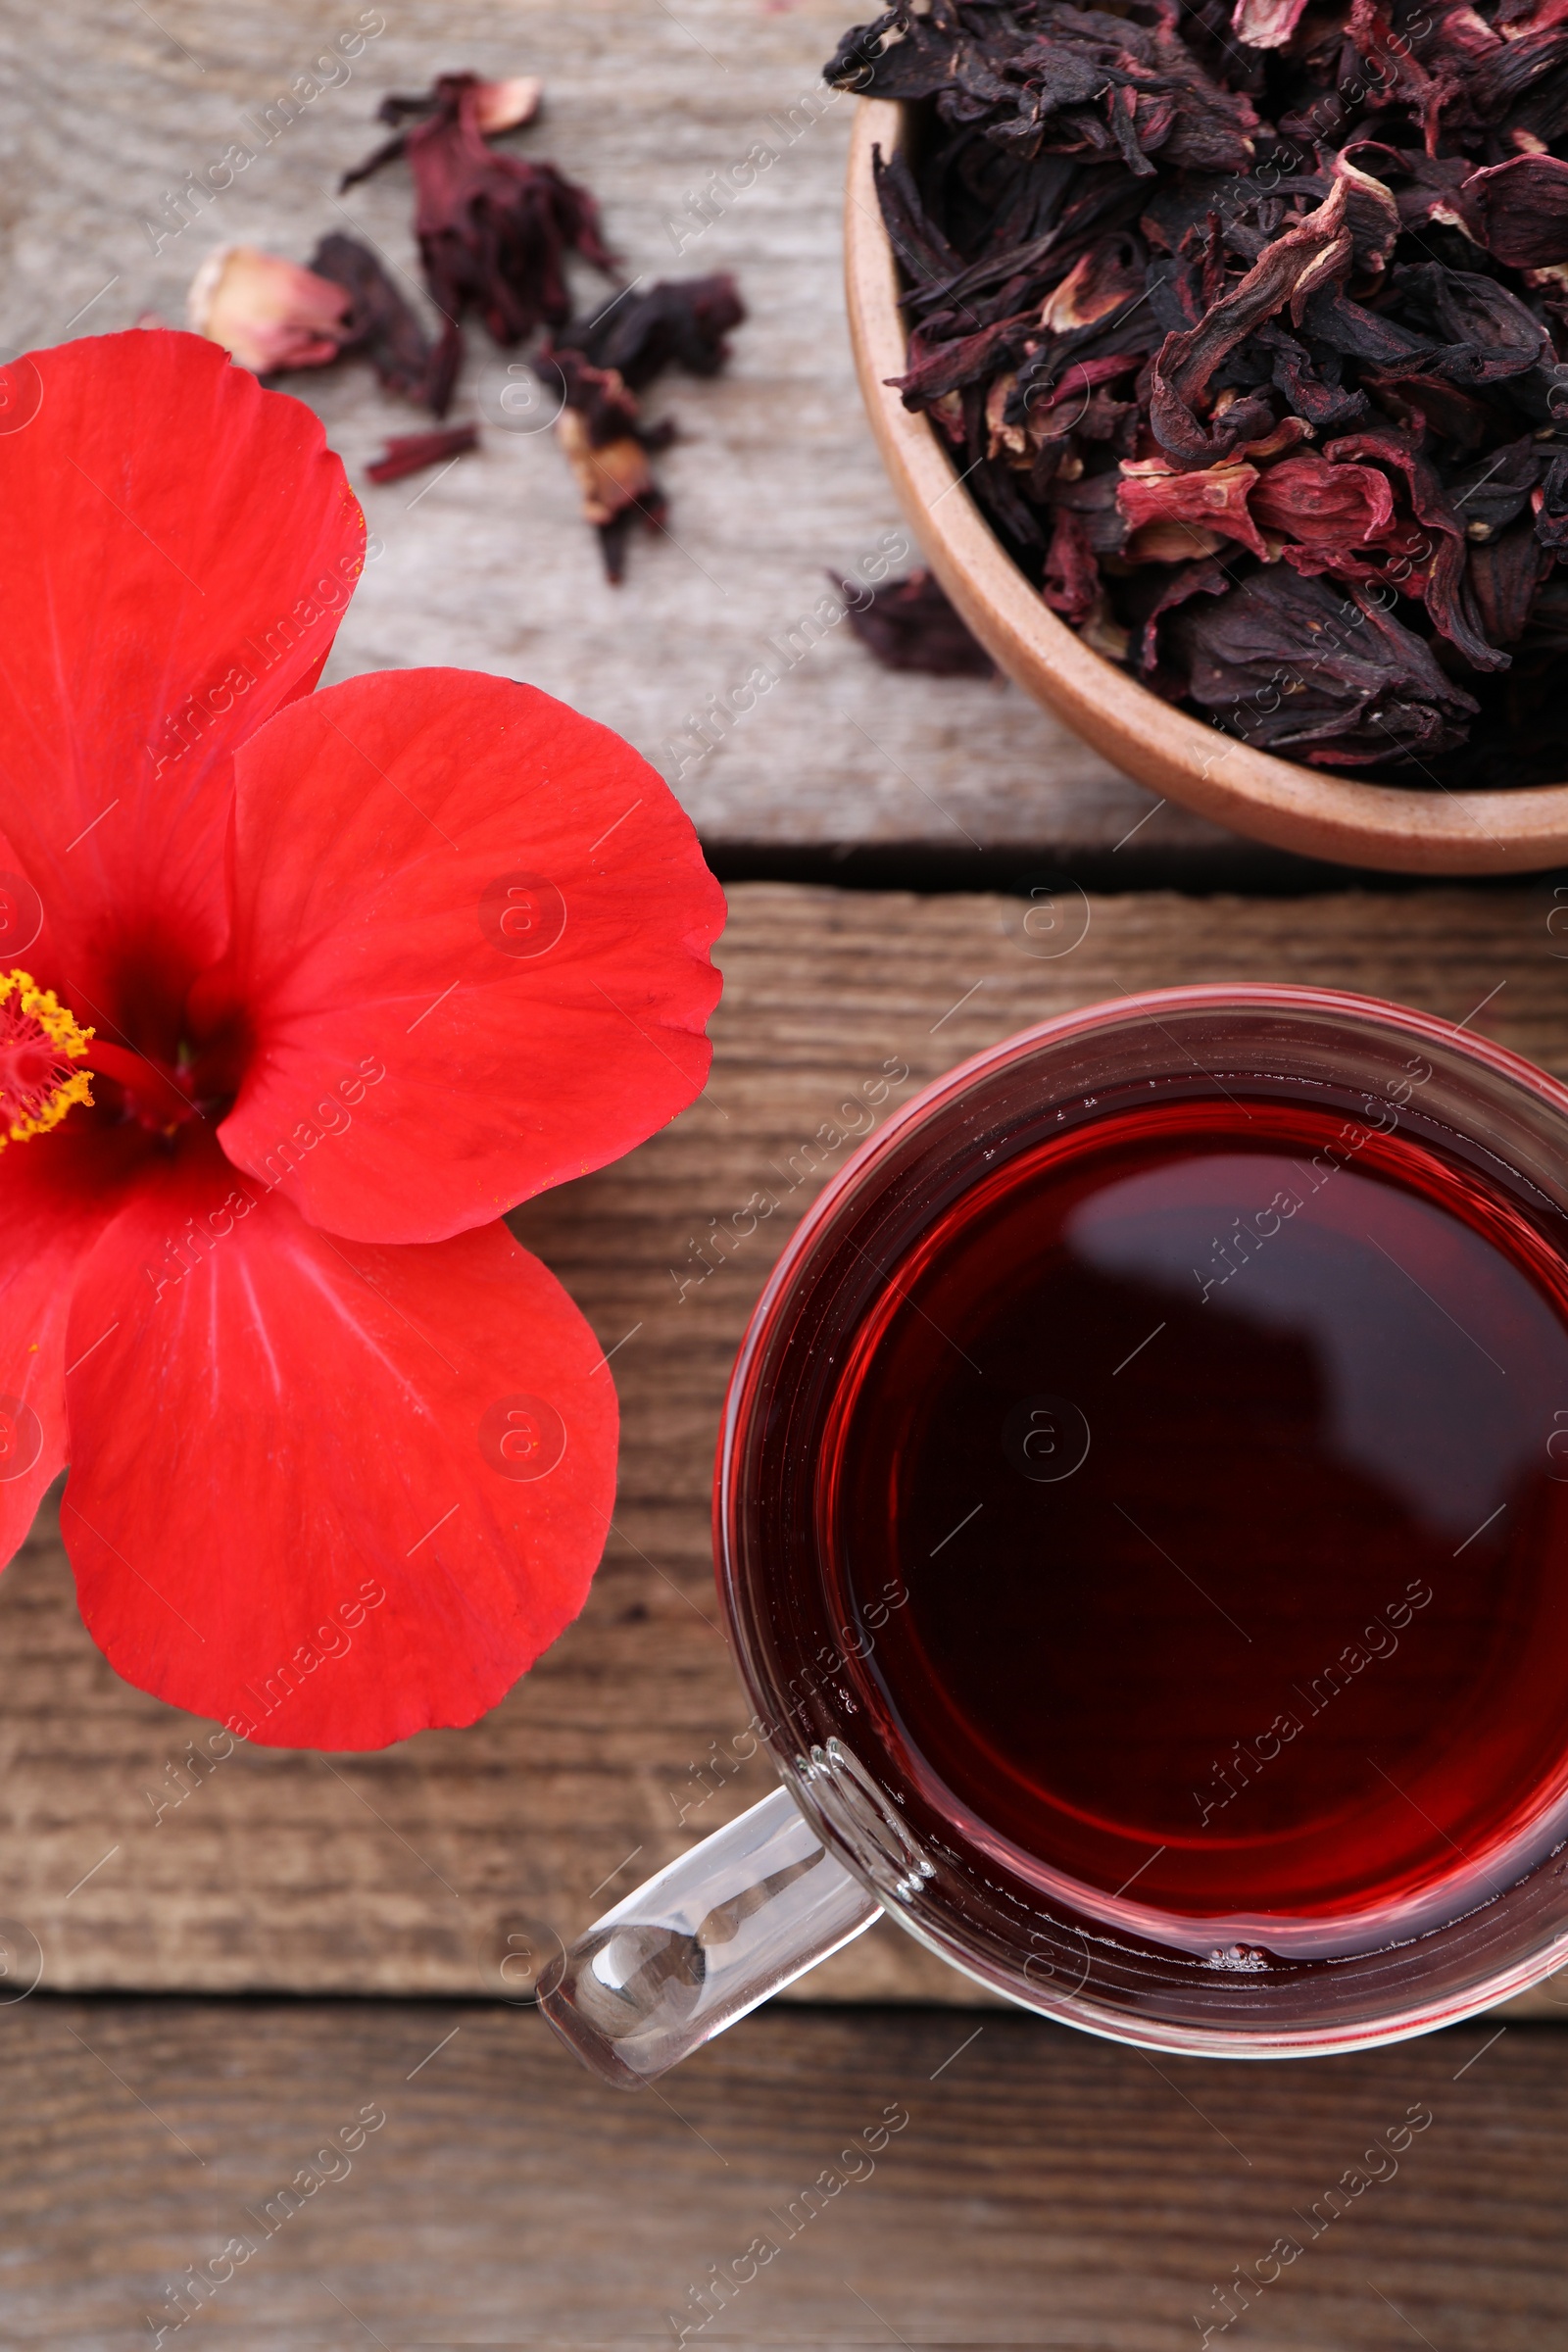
[{"left": 714, "top": 983, "right": 1568, "bottom": 2057}]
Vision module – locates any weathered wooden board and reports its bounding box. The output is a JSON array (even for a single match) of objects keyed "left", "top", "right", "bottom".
[
  {"left": 2, "top": 879, "right": 1568, "bottom": 2011},
  {"left": 0, "top": 1999, "right": 1560, "bottom": 2348},
  {"left": 0, "top": 0, "right": 1248, "bottom": 861}
]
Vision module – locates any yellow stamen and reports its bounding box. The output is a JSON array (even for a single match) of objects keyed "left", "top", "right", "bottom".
[{"left": 0, "top": 970, "right": 94, "bottom": 1149}]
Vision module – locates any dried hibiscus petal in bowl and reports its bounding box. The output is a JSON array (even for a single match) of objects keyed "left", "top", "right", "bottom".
[{"left": 827, "top": 0, "right": 1568, "bottom": 781}]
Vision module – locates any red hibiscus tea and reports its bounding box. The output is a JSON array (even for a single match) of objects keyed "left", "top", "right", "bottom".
[
  {"left": 817, "top": 1093, "right": 1568, "bottom": 1955},
  {"left": 542, "top": 999, "right": 1568, "bottom": 2082}
]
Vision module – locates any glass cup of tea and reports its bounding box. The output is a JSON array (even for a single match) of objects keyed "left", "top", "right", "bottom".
[{"left": 539, "top": 985, "right": 1568, "bottom": 2085}]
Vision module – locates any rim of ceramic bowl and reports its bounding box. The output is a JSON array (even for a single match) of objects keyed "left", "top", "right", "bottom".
[{"left": 845, "top": 96, "right": 1568, "bottom": 877}]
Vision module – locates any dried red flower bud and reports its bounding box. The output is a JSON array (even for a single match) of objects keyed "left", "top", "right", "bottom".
[
  {"left": 1151, "top": 178, "right": 1361, "bottom": 463},
  {"left": 841, "top": 570, "right": 997, "bottom": 675},
  {"left": 365, "top": 424, "right": 479, "bottom": 485},
  {"left": 556, "top": 411, "right": 665, "bottom": 584},
  {"left": 1468, "top": 519, "right": 1551, "bottom": 644},
  {"left": 546, "top": 349, "right": 667, "bottom": 584},
  {"left": 341, "top": 72, "right": 614, "bottom": 416},
  {"left": 1117, "top": 456, "right": 1268, "bottom": 560},
  {"left": 368, "top": 72, "right": 543, "bottom": 139},
  {"left": 308, "top": 233, "right": 440, "bottom": 411},
  {"left": 1231, "top": 0, "right": 1311, "bottom": 50},
  {"left": 554, "top": 276, "right": 747, "bottom": 391},
  {"left": 1042, "top": 508, "right": 1102, "bottom": 621},
  {"left": 546, "top": 346, "right": 643, "bottom": 445},
  {"left": 185, "top": 247, "right": 350, "bottom": 375},
  {"left": 1464, "top": 154, "right": 1568, "bottom": 267},
  {"left": 474, "top": 76, "right": 544, "bottom": 134},
  {"left": 1250, "top": 450, "right": 1396, "bottom": 552},
  {"left": 1174, "top": 570, "right": 1479, "bottom": 764},
  {"left": 536, "top": 279, "right": 745, "bottom": 582}
]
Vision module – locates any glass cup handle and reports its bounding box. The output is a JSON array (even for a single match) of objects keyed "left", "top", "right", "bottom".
[{"left": 536, "top": 1785, "right": 882, "bottom": 2087}]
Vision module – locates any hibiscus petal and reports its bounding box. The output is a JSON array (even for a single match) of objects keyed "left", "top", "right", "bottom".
[
  {"left": 1116, "top": 456, "right": 1267, "bottom": 560},
  {"left": 60, "top": 1136, "right": 616, "bottom": 1749},
  {"left": 213, "top": 668, "right": 724, "bottom": 1244},
  {"left": 0, "top": 330, "right": 365, "bottom": 1033},
  {"left": 0, "top": 1121, "right": 149, "bottom": 1570},
  {"left": 1250, "top": 451, "right": 1396, "bottom": 547}
]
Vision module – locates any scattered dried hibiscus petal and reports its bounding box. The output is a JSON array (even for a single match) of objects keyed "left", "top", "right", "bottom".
[
  {"left": 554, "top": 275, "right": 748, "bottom": 389},
  {"left": 556, "top": 414, "right": 667, "bottom": 584},
  {"left": 308, "top": 233, "right": 439, "bottom": 410},
  {"left": 342, "top": 72, "right": 614, "bottom": 416},
  {"left": 829, "top": 0, "right": 1568, "bottom": 779},
  {"left": 538, "top": 279, "right": 747, "bottom": 580},
  {"left": 842, "top": 568, "right": 998, "bottom": 673},
  {"left": 186, "top": 247, "right": 349, "bottom": 375},
  {"left": 352, "top": 73, "right": 543, "bottom": 172},
  {"left": 546, "top": 348, "right": 671, "bottom": 584},
  {"left": 335, "top": 75, "right": 745, "bottom": 584},
  {"left": 366, "top": 423, "right": 479, "bottom": 485},
  {"left": 375, "top": 73, "right": 544, "bottom": 139}
]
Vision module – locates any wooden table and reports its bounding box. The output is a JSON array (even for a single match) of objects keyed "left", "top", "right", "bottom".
[
  {"left": 5, "top": 0, "right": 1568, "bottom": 2341},
  {"left": 8, "top": 2002, "right": 1566, "bottom": 2347}
]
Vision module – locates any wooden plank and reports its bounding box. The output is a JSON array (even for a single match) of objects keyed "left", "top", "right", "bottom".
[
  {"left": 0, "top": 1999, "right": 1561, "bottom": 2346},
  {"left": 3, "top": 878, "right": 1568, "bottom": 2010},
  {"left": 0, "top": 0, "right": 1248, "bottom": 862}
]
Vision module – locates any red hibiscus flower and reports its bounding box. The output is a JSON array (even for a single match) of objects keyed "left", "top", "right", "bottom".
[{"left": 0, "top": 330, "right": 723, "bottom": 1750}]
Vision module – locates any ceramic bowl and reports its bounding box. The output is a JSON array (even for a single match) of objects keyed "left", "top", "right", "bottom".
[{"left": 845, "top": 97, "right": 1568, "bottom": 874}]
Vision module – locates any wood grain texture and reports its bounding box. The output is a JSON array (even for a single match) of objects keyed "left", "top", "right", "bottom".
[
  {"left": 0, "top": 1997, "right": 1560, "bottom": 2347},
  {"left": 2, "top": 879, "right": 1567, "bottom": 2013},
  {"left": 0, "top": 0, "right": 1248, "bottom": 861}
]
